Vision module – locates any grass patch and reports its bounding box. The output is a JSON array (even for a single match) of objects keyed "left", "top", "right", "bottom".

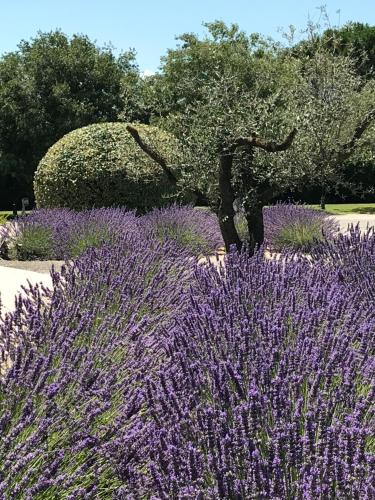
[
  {"left": 197, "top": 204, "right": 375, "bottom": 215},
  {"left": 311, "top": 203, "right": 375, "bottom": 215}
]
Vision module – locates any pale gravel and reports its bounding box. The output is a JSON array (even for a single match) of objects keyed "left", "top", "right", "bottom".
[
  {"left": 332, "top": 214, "right": 375, "bottom": 233},
  {"left": 0, "top": 259, "right": 65, "bottom": 274}
]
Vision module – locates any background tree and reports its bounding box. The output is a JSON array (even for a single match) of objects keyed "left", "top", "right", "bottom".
[
  {"left": 290, "top": 5, "right": 374, "bottom": 79},
  {"left": 146, "top": 21, "right": 273, "bottom": 118},
  {"left": 0, "top": 31, "right": 136, "bottom": 208},
  {"left": 319, "top": 22, "right": 375, "bottom": 78},
  {"left": 118, "top": 50, "right": 153, "bottom": 124},
  {"left": 289, "top": 37, "right": 375, "bottom": 209}
]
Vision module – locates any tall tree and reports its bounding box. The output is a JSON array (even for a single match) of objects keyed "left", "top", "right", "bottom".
[
  {"left": 320, "top": 22, "right": 375, "bottom": 78},
  {"left": 118, "top": 50, "right": 153, "bottom": 124},
  {"left": 130, "top": 24, "right": 301, "bottom": 252},
  {"left": 146, "top": 21, "right": 273, "bottom": 118},
  {"left": 289, "top": 43, "right": 375, "bottom": 209},
  {"left": 0, "top": 31, "right": 135, "bottom": 207},
  {"left": 135, "top": 21, "right": 374, "bottom": 249}
]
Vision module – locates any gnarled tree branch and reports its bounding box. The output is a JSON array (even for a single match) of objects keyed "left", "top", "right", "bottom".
[
  {"left": 127, "top": 124, "right": 208, "bottom": 204},
  {"left": 126, "top": 125, "right": 178, "bottom": 184},
  {"left": 233, "top": 128, "right": 297, "bottom": 153}
]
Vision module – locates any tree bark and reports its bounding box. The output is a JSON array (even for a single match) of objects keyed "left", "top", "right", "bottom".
[
  {"left": 245, "top": 205, "right": 264, "bottom": 255},
  {"left": 320, "top": 192, "right": 326, "bottom": 210},
  {"left": 232, "top": 128, "right": 297, "bottom": 251},
  {"left": 218, "top": 153, "right": 242, "bottom": 252},
  {"left": 234, "top": 128, "right": 297, "bottom": 152}
]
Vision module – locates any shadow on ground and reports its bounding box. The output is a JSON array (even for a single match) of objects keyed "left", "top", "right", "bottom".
[{"left": 350, "top": 207, "right": 375, "bottom": 214}]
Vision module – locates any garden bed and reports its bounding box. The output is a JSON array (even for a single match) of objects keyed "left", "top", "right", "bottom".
[{"left": 0, "top": 205, "right": 373, "bottom": 497}]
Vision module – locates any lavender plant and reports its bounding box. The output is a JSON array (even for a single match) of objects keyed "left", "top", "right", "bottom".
[
  {"left": 0, "top": 234, "right": 195, "bottom": 497},
  {"left": 6, "top": 208, "right": 139, "bottom": 260},
  {"left": 310, "top": 224, "right": 375, "bottom": 302},
  {"left": 0, "top": 222, "right": 10, "bottom": 258},
  {"left": 135, "top": 246, "right": 374, "bottom": 498},
  {"left": 0, "top": 221, "right": 373, "bottom": 498},
  {"left": 141, "top": 204, "right": 223, "bottom": 255},
  {"left": 264, "top": 203, "right": 339, "bottom": 251},
  {"left": 9, "top": 224, "right": 54, "bottom": 260},
  {"left": 4, "top": 205, "right": 223, "bottom": 260}
]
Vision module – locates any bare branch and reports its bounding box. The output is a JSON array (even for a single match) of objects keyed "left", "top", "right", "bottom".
[
  {"left": 233, "top": 128, "right": 297, "bottom": 153},
  {"left": 337, "top": 109, "right": 375, "bottom": 163},
  {"left": 126, "top": 125, "right": 177, "bottom": 184}
]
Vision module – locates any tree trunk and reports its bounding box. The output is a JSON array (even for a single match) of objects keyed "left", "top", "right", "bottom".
[
  {"left": 320, "top": 191, "right": 326, "bottom": 210},
  {"left": 218, "top": 153, "right": 242, "bottom": 252},
  {"left": 245, "top": 205, "right": 264, "bottom": 255}
]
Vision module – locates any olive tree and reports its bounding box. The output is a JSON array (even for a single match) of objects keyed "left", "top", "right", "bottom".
[
  {"left": 126, "top": 23, "right": 307, "bottom": 252},
  {"left": 129, "top": 54, "right": 300, "bottom": 252},
  {"left": 290, "top": 44, "right": 375, "bottom": 209},
  {"left": 129, "top": 21, "right": 374, "bottom": 251}
]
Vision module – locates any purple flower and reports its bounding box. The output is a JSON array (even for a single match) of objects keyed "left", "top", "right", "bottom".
[
  {"left": 0, "top": 216, "right": 373, "bottom": 497},
  {"left": 264, "top": 202, "right": 338, "bottom": 251}
]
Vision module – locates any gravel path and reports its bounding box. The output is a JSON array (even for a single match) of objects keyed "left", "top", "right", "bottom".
[
  {"left": 332, "top": 214, "right": 375, "bottom": 232},
  {"left": 0, "top": 266, "right": 53, "bottom": 315},
  {"left": 0, "top": 260, "right": 65, "bottom": 315},
  {"left": 0, "top": 260, "right": 64, "bottom": 274}
]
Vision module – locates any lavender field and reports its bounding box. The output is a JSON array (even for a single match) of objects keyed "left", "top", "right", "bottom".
[
  {"left": 0, "top": 206, "right": 374, "bottom": 498},
  {"left": 1, "top": 205, "right": 223, "bottom": 261}
]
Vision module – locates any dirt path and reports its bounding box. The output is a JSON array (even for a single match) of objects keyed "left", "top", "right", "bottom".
[{"left": 0, "top": 260, "right": 64, "bottom": 274}]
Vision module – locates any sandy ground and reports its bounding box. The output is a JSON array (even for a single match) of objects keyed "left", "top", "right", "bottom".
[
  {"left": 0, "top": 265, "right": 54, "bottom": 315},
  {"left": 332, "top": 214, "right": 375, "bottom": 233},
  {"left": 0, "top": 259, "right": 64, "bottom": 274}
]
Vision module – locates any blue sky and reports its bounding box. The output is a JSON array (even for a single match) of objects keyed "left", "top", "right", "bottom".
[{"left": 0, "top": 0, "right": 374, "bottom": 73}]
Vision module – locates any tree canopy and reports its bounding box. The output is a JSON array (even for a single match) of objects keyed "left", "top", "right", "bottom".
[
  {"left": 0, "top": 20, "right": 374, "bottom": 239},
  {"left": 319, "top": 22, "right": 375, "bottom": 78},
  {"left": 132, "top": 21, "right": 374, "bottom": 250},
  {"left": 0, "top": 31, "right": 140, "bottom": 207}
]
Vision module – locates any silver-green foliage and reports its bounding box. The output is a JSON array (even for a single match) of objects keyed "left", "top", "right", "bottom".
[
  {"left": 34, "top": 122, "right": 182, "bottom": 210},
  {"left": 274, "top": 220, "right": 325, "bottom": 251},
  {"left": 10, "top": 225, "right": 54, "bottom": 260}
]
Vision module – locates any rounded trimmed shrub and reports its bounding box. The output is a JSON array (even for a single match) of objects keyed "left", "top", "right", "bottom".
[{"left": 34, "top": 122, "right": 182, "bottom": 210}]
